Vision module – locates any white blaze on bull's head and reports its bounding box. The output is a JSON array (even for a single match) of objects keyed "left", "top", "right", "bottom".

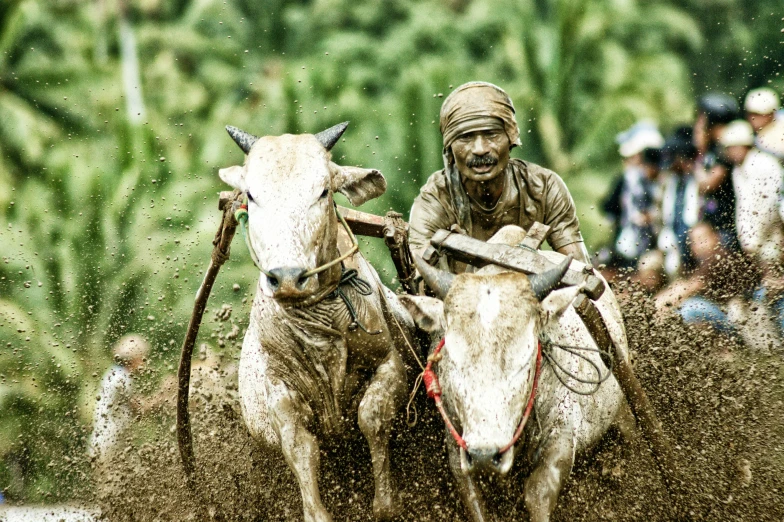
[
  {"left": 403, "top": 256, "right": 580, "bottom": 475},
  {"left": 218, "top": 123, "right": 386, "bottom": 301}
]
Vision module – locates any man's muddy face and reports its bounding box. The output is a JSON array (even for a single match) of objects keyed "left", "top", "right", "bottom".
[{"left": 451, "top": 128, "right": 511, "bottom": 182}]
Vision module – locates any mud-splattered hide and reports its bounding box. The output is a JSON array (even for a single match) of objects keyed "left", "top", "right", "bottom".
[
  {"left": 406, "top": 271, "right": 581, "bottom": 474},
  {"left": 217, "top": 125, "right": 410, "bottom": 522},
  {"left": 403, "top": 225, "right": 627, "bottom": 522},
  {"left": 219, "top": 130, "right": 386, "bottom": 301}
]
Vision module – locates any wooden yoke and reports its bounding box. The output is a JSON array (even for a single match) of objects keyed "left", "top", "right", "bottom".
[
  {"left": 426, "top": 228, "right": 606, "bottom": 300},
  {"left": 338, "top": 205, "right": 417, "bottom": 294}
]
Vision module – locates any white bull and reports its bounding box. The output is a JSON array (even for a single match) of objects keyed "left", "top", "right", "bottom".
[
  {"left": 402, "top": 226, "right": 628, "bottom": 522},
  {"left": 218, "top": 123, "right": 411, "bottom": 522}
]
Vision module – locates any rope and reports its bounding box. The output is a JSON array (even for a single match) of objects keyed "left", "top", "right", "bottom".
[
  {"left": 541, "top": 338, "right": 613, "bottom": 396},
  {"left": 330, "top": 269, "right": 381, "bottom": 335},
  {"left": 234, "top": 199, "right": 358, "bottom": 278}
]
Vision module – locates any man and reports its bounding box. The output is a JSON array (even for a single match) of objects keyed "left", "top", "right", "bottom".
[
  {"left": 721, "top": 119, "right": 784, "bottom": 341},
  {"left": 409, "top": 81, "right": 588, "bottom": 273},
  {"left": 745, "top": 87, "right": 784, "bottom": 160},
  {"left": 693, "top": 93, "right": 740, "bottom": 249},
  {"left": 657, "top": 131, "right": 700, "bottom": 276},
  {"left": 89, "top": 335, "right": 173, "bottom": 488},
  {"left": 722, "top": 119, "right": 784, "bottom": 265},
  {"left": 601, "top": 123, "right": 664, "bottom": 273}
]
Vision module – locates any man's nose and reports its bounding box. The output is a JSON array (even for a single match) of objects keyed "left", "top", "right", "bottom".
[{"left": 470, "top": 135, "right": 491, "bottom": 155}]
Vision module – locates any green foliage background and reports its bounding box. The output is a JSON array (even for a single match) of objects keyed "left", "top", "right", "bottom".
[{"left": 0, "top": 0, "right": 781, "bottom": 502}]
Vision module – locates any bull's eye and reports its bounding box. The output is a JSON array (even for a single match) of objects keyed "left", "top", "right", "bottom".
[
  {"left": 246, "top": 192, "right": 255, "bottom": 204},
  {"left": 319, "top": 188, "right": 329, "bottom": 200}
]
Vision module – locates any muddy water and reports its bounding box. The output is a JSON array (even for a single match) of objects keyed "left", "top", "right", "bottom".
[{"left": 96, "top": 290, "right": 783, "bottom": 521}]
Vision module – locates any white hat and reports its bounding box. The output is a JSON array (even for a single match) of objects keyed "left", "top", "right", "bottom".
[
  {"left": 719, "top": 120, "right": 754, "bottom": 147},
  {"left": 744, "top": 88, "right": 780, "bottom": 115},
  {"left": 616, "top": 121, "right": 665, "bottom": 158},
  {"left": 113, "top": 334, "right": 150, "bottom": 363}
]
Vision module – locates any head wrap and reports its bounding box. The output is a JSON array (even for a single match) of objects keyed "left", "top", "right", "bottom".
[{"left": 439, "top": 82, "right": 521, "bottom": 155}]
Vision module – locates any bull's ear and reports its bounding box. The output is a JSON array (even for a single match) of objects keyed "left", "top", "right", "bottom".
[
  {"left": 399, "top": 295, "right": 445, "bottom": 335},
  {"left": 331, "top": 163, "right": 387, "bottom": 206},
  {"left": 540, "top": 284, "right": 584, "bottom": 324},
  {"left": 219, "top": 165, "right": 246, "bottom": 191}
]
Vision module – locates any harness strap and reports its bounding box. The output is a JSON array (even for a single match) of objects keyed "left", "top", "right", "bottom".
[{"left": 330, "top": 269, "right": 382, "bottom": 335}]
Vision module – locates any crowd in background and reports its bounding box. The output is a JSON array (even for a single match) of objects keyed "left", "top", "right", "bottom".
[{"left": 599, "top": 87, "right": 784, "bottom": 346}]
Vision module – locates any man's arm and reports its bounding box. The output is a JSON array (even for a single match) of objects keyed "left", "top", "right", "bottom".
[
  {"left": 557, "top": 241, "right": 590, "bottom": 265},
  {"left": 541, "top": 171, "right": 588, "bottom": 263},
  {"left": 409, "top": 179, "right": 458, "bottom": 260}
]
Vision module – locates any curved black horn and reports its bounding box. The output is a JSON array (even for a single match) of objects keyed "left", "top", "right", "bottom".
[
  {"left": 414, "top": 255, "right": 455, "bottom": 300},
  {"left": 527, "top": 255, "right": 572, "bottom": 301},
  {"left": 226, "top": 125, "right": 259, "bottom": 154},
  {"left": 314, "top": 121, "right": 349, "bottom": 151}
]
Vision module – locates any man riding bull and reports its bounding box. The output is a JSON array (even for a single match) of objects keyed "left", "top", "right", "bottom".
[{"left": 409, "top": 81, "right": 590, "bottom": 274}]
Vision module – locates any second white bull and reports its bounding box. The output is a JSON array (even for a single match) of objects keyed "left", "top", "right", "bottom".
[{"left": 403, "top": 225, "right": 629, "bottom": 522}]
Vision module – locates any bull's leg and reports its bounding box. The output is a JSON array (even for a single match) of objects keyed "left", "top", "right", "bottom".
[
  {"left": 523, "top": 432, "right": 575, "bottom": 522},
  {"left": 357, "top": 349, "right": 406, "bottom": 520},
  {"left": 446, "top": 439, "right": 491, "bottom": 522},
  {"left": 268, "top": 388, "right": 332, "bottom": 522}
]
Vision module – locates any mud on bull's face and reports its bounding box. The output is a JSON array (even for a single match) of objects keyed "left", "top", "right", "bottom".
[
  {"left": 403, "top": 272, "right": 580, "bottom": 475},
  {"left": 218, "top": 132, "right": 386, "bottom": 302}
]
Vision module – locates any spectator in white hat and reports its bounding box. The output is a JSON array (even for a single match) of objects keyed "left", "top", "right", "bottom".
[
  {"left": 88, "top": 334, "right": 175, "bottom": 492},
  {"left": 745, "top": 87, "right": 784, "bottom": 160},
  {"left": 744, "top": 87, "right": 780, "bottom": 134},
  {"left": 599, "top": 121, "right": 664, "bottom": 276},
  {"left": 721, "top": 120, "right": 784, "bottom": 268}
]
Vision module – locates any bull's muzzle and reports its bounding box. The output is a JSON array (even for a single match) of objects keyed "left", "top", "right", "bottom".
[
  {"left": 266, "top": 266, "right": 317, "bottom": 298},
  {"left": 461, "top": 446, "right": 514, "bottom": 475}
]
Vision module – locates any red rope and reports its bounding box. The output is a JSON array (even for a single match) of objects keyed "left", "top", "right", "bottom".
[{"left": 425, "top": 338, "right": 543, "bottom": 455}]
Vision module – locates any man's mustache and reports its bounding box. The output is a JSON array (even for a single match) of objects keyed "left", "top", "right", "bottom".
[{"left": 467, "top": 155, "right": 498, "bottom": 168}]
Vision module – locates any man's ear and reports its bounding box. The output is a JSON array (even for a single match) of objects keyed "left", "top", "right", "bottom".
[
  {"left": 331, "top": 163, "right": 386, "bottom": 206},
  {"left": 399, "top": 295, "right": 446, "bottom": 336},
  {"left": 540, "top": 284, "right": 584, "bottom": 324},
  {"left": 219, "top": 165, "right": 246, "bottom": 191}
]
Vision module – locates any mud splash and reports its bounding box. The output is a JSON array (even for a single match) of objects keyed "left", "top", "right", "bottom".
[{"left": 95, "top": 289, "right": 783, "bottom": 521}]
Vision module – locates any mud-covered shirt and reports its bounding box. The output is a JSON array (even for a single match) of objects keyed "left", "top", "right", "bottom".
[{"left": 409, "top": 158, "right": 583, "bottom": 272}]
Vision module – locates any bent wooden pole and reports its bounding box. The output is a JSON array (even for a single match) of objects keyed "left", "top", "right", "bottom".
[
  {"left": 177, "top": 190, "right": 242, "bottom": 484},
  {"left": 573, "top": 293, "right": 684, "bottom": 513}
]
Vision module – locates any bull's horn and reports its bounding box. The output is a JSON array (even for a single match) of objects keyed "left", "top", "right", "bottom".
[
  {"left": 414, "top": 255, "right": 455, "bottom": 300},
  {"left": 226, "top": 125, "right": 259, "bottom": 154},
  {"left": 314, "top": 121, "right": 349, "bottom": 151},
  {"left": 528, "top": 255, "right": 572, "bottom": 301}
]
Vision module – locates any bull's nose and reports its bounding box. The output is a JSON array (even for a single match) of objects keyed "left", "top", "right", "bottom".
[
  {"left": 462, "top": 447, "right": 514, "bottom": 475},
  {"left": 266, "top": 267, "right": 312, "bottom": 296}
]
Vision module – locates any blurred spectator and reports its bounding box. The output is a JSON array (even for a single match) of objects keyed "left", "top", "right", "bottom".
[
  {"left": 693, "top": 93, "right": 741, "bottom": 249},
  {"left": 630, "top": 249, "right": 666, "bottom": 293},
  {"left": 745, "top": 87, "right": 784, "bottom": 160},
  {"left": 722, "top": 120, "right": 784, "bottom": 266},
  {"left": 657, "top": 133, "right": 699, "bottom": 276},
  {"left": 88, "top": 335, "right": 174, "bottom": 487},
  {"left": 600, "top": 121, "right": 664, "bottom": 274},
  {"left": 745, "top": 87, "right": 779, "bottom": 133},
  {"left": 655, "top": 222, "right": 759, "bottom": 336}
]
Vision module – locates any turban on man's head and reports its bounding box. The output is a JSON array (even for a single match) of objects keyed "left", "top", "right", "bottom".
[{"left": 439, "top": 82, "right": 521, "bottom": 155}]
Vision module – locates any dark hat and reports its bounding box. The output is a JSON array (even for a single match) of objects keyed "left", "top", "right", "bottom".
[
  {"left": 697, "top": 93, "right": 740, "bottom": 126},
  {"left": 662, "top": 135, "right": 697, "bottom": 167}
]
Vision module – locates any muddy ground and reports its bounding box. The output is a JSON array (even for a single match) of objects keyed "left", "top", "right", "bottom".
[{"left": 95, "top": 288, "right": 784, "bottom": 521}]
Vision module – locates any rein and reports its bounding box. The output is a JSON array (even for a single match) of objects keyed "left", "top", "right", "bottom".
[{"left": 423, "top": 338, "right": 543, "bottom": 454}]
